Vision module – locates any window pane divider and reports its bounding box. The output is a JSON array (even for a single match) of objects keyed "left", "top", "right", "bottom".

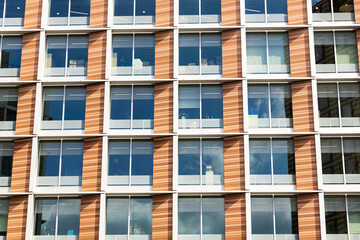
[
  {"left": 67, "top": 0, "right": 72, "bottom": 27},
  {"left": 264, "top": 0, "right": 268, "bottom": 23},
  {"left": 132, "top": 34, "right": 135, "bottom": 76},
  {"left": 200, "top": 138, "right": 203, "bottom": 185},
  {"left": 266, "top": 32, "right": 270, "bottom": 74},
  {"left": 270, "top": 138, "right": 274, "bottom": 185},
  {"left": 55, "top": 197, "right": 60, "bottom": 240},
  {"left": 129, "top": 139, "right": 133, "bottom": 186},
  {"left": 199, "top": 33, "right": 202, "bottom": 75},
  {"left": 333, "top": 31, "right": 339, "bottom": 74},
  {"left": 199, "top": 0, "right": 201, "bottom": 24},
  {"left": 340, "top": 137, "right": 347, "bottom": 184},
  {"left": 199, "top": 84, "right": 202, "bottom": 129},
  {"left": 127, "top": 196, "right": 131, "bottom": 240},
  {"left": 58, "top": 140, "right": 64, "bottom": 187},
  {"left": 268, "top": 83, "right": 272, "bottom": 128},
  {"left": 330, "top": 0, "right": 335, "bottom": 22},
  {"left": 2, "top": 0, "right": 6, "bottom": 27},
  {"left": 133, "top": 0, "right": 136, "bottom": 25},
  {"left": 65, "top": 35, "right": 70, "bottom": 77},
  {"left": 130, "top": 85, "right": 134, "bottom": 129},
  {"left": 337, "top": 83, "right": 343, "bottom": 127},
  {"left": 345, "top": 195, "right": 350, "bottom": 240},
  {"left": 61, "top": 87, "right": 66, "bottom": 130},
  {"left": 272, "top": 196, "right": 277, "bottom": 240}
]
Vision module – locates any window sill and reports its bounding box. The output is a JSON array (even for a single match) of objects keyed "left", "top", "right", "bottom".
[
  {"left": 34, "top": 186, "right": 82, "bottom": 194},
  {"left": 249, "top": 185, "right": 297, "bottom": 193},
  {"left": 38, "top": 130, "right": 85, "bottom": 137},
  {"left": 106, "top": 185, "right": 153, "bottom": 193},
  {"left": 178, "top": 185, "right": 224, "bottom": 193},
  {"left": 322, "top": 184, "right": 360, "bottom": 193}
]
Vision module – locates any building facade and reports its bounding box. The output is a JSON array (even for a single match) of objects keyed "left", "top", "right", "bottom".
[{"left": 0, "top": 0, "right": 359, "bottom": 239}]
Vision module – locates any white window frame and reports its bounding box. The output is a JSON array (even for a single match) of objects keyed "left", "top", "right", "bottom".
[
  {"left": 47, "top": 0, "right": 90, "bottom": 26},
  {"left": 0, "top": 35, "right": 23, "bottom": 78},
  {"left": 178, "top": 0, "right": 222, "bottom": 25},
  {"left": 112, "top": 0, "right": 155, "bottom": 26},
  {"left": 312, "top": 0, "right": 355, "bottom": 23},
  {"left": 0, "top": 0, "right": 25, "bottom": 27},
  {"left": 244, "top": 0, "right": 288, "bottom": 24}
]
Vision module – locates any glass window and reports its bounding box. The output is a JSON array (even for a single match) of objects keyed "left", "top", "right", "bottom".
[
  {"left": 0, "top": 199, "right": 8, "bottom": 237},
  {"left": 0, "top": 0, "right": 25, "bottom": 27},
  {"left": 179, "top": 85, "right": 223, "bottom": 129},
  {"left": 0, "top": 36, "right": 22, "bottom": 77},
  {"left": 48, "top": 0, "right": 90, "bottom": 26},
  {"left": 321, "top": 137, "right": 360, "bottom": 184},
  {"left": 179, "top": 0, "right": 221, "bottom": 24},
  {"left": 108, "top": 140, "right": 153, "bottom": 186},
  {"left": 179, "top": 139, "right": 224, "bottom": 185},
  {"left": 178, "top": 197, "right": 225, "bottom": 239},
  {"left": 251, "top": 197, "right": 298, "bottom": 239},
  {"left": 245, "top": 0, "right": 288, "bottom": 23},
  {"left": 318, "top": 83, "right": 360, "bottom": 127},
  {"left": 250, "top": 138, "right": 295, "bottom": 185},
  {"left": 110, "top": 86, "right": 154, "bottom": 129},
  {"left": 0, "top": 88, "right": 17, "bottom": 131},
  {"left": 41, "top": 87, "right": 86, "bottom": 130},
  {"left": 248, "top": 84, "right": 293, "bottom": 128},
  {"left": 112, "top": 34, "right": 155, "bottom": 76},
  {"left": 45, "top": 35, "right": 88, "bottom": 77},
  {"left": 179, "top": 33, "right": 222, "bottom": 75},
  {"left": 325, "top": 195, "right": 360, "bottom": 240},
  {"left": 114, "top": 0, "right": 155, "bottom": 25},
  {"left": 0, "top": 142, "right": 13, "bottom": 187},
  {"left": 313, "top": 0, "right": 354, "bottom": 22},
  {"left": 247, "top": 32, "right": 289, "bottom": 74},
  {"left": 106, "top": 197, "right": 152, "bottom": 238},
  {"left": 38, "top": 141, "right": 83, "bottom": 187},
  {"left": 315, "top": 31, "right": 358, "bottom": 73},
  {"left": 34, "top": 198, "right": 81, "bottom": 238}
]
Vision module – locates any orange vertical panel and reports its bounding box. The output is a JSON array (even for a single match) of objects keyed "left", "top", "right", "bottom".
[
  {"left": 287, "top": 0, "right": 308, "bottom": 25},
  {"left": 289, "top": 29, "right": 311, "bottom": 78},
  {"left": 224, "top": 136, "right": 245, "bottom": 191},
  {"left": 24, "top": 0, "right": 42, "bottom": 29},
  {"left": 15, "top": 84, "right": 36, "bottom": 135},
  {"left": 292, "top": 80, "right": 314, "bottom": 132},
  {"left": 223, "top": 81, "right": 243, "bottom": 133},
  {"left": 294, "top": 136, "right": 318, "bottom": 191},
  {"left": 297, "top": 194, "right": 321, "bottom": 240},
  {"left": 79, "top": 195, "right": 100, "bottom": 240},
  {"left": 85, "top": 83, "right": 104, "bottom": 135},
  {"left": 90, "top": 0, "right": 108, "bottom": 28},
  {"left": 87, "top": 31, "right": 107, "bottom": 80},
  {"left": 155, "top": 31, "right": 174, "bottom": 79},
  {"left": 222, "top": 30, "right": 242, "bottom": 78},
  {"left": 153, "top": 137, "right": 173, "bottom": 191},
  {"left": 355, "top": 0, "right": 360, "bottom": 24},
  {"left": 221, "top": 0, "right": 240, "bottom": 26},
  {"left": 6, "top": 196, "right": 28, "bottom": 240},
  {"left": 156, "top": 0, "right": 174, "bottom": 27},
  {"left": 154, "top": 82, "right": 173, "bottom": 134},
  {"left": 225, "top": 194, "right": 246, "bottom": 240},
  {"left": 20, "top": 32, "right": 40, "bottom": 81},
  {"left": 11, "top": 139, "right": 32, "bottom": 192},
  {"left": 153, "top": 194, "right": 172, "bottom": 239},
  {"left": 82, "top": 138, "right": 102, "bottom": 192}
]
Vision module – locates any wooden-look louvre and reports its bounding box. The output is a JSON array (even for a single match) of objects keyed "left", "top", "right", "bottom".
[
  {"left": 90, "top": 0, "right": 108, "bottom": 28},
  {"left": 222, "top": 30, "right": 242, "bottom": 78},
  {"left": 155, "top": 31, "right": 174, "bottom": 79},
  {"left": 355, "top": 0, "right": 360, "bottom": 24},
  {"left": 153, "top": 137, "right": 173, "bottom": 191},
  {"left": 224, "top": 136, "right": 245, "bottom": 191},
  {"left": 289, "top": 29, "right": 311, "bottom": 78},
  {"left": 223, "top": 81, "right": 243, "bottom": 133},
  {"left": 82, "top": 138, "right": 102, "bottom": 192},
  {"left": 221, "top": 0, "right": 241, "bottom": 26},
  {"left": 6, "top": 196, "right": 28, "bottom": 240},
  {"left": 294, "top": 136, "right": 318, "bottom": 191},
  {"left": 153, "top": 195, "right": 173, "bottom": 239},
  {"left": 87, "top": 31, "right": 107, "bottom": 80},
  {"left": 155, "top": 0, "right": 173, "bottom": 27},
  {"left": 154, "top": 82, "right": 173, "bottom": 134},
  {"left": 225, "top": 194, "right": 246, "bottom": 240},
  {"left": 297, "top": 194, "right": 321, "bottom": 240},
  {"left": 85, "top": 83, "right": 104, "bottom": 135},
  {"left": 79, "top": 195, "right": 100, "bottom": 240},
  {"left": 287, "top": 0, "right": 308, "bottom": 25},
  {"left": 23, "top": 0, "right": 42, "bottom": 29},
  {"left": 11, "top": 139, "right": 32, "bottom": 192},
  {"left": 20, "top": 32, "right": 40, "bottom": 81},
  {"left": 292, "top": 80, "right": 314, "bottom": 132},
  {"left": 15, "top": 84, "right": 36, "bottom": 135}
]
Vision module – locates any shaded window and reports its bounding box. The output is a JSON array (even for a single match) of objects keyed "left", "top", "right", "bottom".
[
  {"left": 247, "top": 32, "right": 290, "bottom": 74},
  {"left": 110, "top": 86, "right": 154, "bottom": 129},
  {"left": 112, "top": 34, "right": 155, "bottom": 76},
  {"left": 37, "top": 141, "right": 83, "bottom": 187},
  {"left": 114, "top": 0, "right": 155, "bottom": 25},
  {"left": 45, "top": 35, "right": 88, "bottom": 77},
  {"left": 0, "top": 142, "right": 13, "bottom": 187},
  {"left": 179, "top": 33, "right": 222, "bottom": 75},
  {"left": 179, "top": 0, "right": 221, "bottom": 24},
  {"left": 0, "top": 36, "right": 22, "bottom": 77},
  {"left": 0, "top": 199, "right": 8, "bottom": 236},
  {"left": 179, "top": 139, "right": 224, "bottom": 185},
  {"left": 0, "top": 88, "right": 17, "bottom": 131},
  {"left": 246, "top": 0, "right": 288, "bottom": 23},
  {"left": 48, "top": 0, "right": 90, "bottom": 26},
  {"left": 313, "top": 0, "right": 354, "bottom": 22},
  {"left": 42, "top": 87, "right": 86, "bottom": 130},
  {"left": 108, "top": 140, "right": 153, "bottom": 186},
  {"left": 250, "top": 138, "right": 295, "bottom": 185},
  {"left": 0, "top": 0, "right": 25, "bottom": 27},
  {"left": 248, "top": 84, "right": 293, "bottom": 128}
]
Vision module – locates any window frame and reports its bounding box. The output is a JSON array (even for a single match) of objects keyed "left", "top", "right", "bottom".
[
  {"left": 0, "top": 87, "right": 18, "bottom": 131},
  {"left": 179, "top": 0, "right": 222, "bottom": 25},
  {"left": 0, "top": 35, "right": 23, "bottom": 78},
  {"left": 0, "top": 0, "right": 25, "bottom": 27},
  {"left": 312, "top": 0, "right": 355, "bottom": 22},
  {"left": 48, "top": 0, "right": 90, "bottom": 26},
  {"left": 0, "top": 141, "right": 13, "bottom": 187},
  {"left": 245, "top": 0, "right": 288, "bottom": 23},
  {"left": 113, "top": 0, "right": 155, "bottom": 25}
]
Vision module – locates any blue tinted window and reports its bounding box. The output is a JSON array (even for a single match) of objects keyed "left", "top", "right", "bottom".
[
  {"left": 133, "top": 86, "right": 154, "bottom": 128},
  {"left": 248, "top": 85, "right": 270, "bottom": 128},
  {"left": 42, "top": 88, "right": 64, "bottom": 128},
  {"left": 49, "top": 0, "right": 89, "bottom": 26},
  {"left": 179, "top": 86, "right": 200, "bottom": 128},
  {"left": 106, "top": 198, "right": 129, "bottom": 235},
  {"left": 179, "top": 0, "right": 199, "bottom": 16},
  {"left": 134, "top": 35, "right": 155, "bottom": 76},
  {"left": 202, "top": 140, "right": 224, "bottom": 185},
  {"left": 179, "top": 34, "right": 200, "bottom": 75},
  {"left": 49, "top": 0, "right": 69, "bottom": 25},
  {"left": 39, "top": 142, "right": 61, "bottom": 178},
  {"left": 112, "top": 35, "right": 133, "bottom": 76},
  {"left": 0, "top": 88, "right": 17, "bottom": 131},
  {"left": 250, "top": 139, "right": 271, "bottom": 175},
  {"left": 136, "top": 0, "right": 155, "bottom": 24},
  {"left": 251, "top": 197, "right": 274, "bottom": 234},
  {"left": 245, "top": 0, "right": 265, "bottom": 22},
  {"left": 179, "top": 140, "right": 201, "bottom": 184},
  {"left": 108, "top": 141, "right": 130, "bottom": 177},
  {"left": 201, "top": 0, "right": 221, "bottom": 23},
  {"left": 131, "top": 140, "right": 153, "bottom": 184},
  {"left": 0, "top": 0, "right": 4, "bottom": 25},
  {"left": 0, "top": 37, "right": 22, "bottom": 77},
  {"left": 270, "top": 84, "right": 293, "bottom": 124},
  {"left": 110, "top": 87, "right": 131, "bottom": 121},
  {"left": 70, "top": 0, "right": 90, "bottom": 25},
  {"left": 67, "top": 36, "right": 88, "bottom": 76},
  {"left": 178, "top": 197, "right": 201, "bottom": 235},
  {"left": 201, "top": 34, "right": 222, "bottom": 74},
  {"left": 114, "top": 0, "right": 154, "bottom": 24},
  {"left": 201, "top": 85, "right": 223, "bottom": 128},
  {"left": 46, "top": 36, "right": 67, "bottom": 76},
  {"left": 4, "top": 0, "right": 25, "bottom": 26},
  {"left": 64, "top": 87, "right": 86, "bottom": 130},
  {"left": 246, "top": 0, "right": 287, "bottom": 22},
  {"left": 60, "top": 142, "right": 83, "bottom": 184},
  {"left": 114, "top": 0, "right": 133, "bottom": 18}
]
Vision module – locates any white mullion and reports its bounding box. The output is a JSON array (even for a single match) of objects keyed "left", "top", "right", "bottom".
[
  {"left": 58, "top": 140, "right": 63, "bottom": 187},
  {"left": 245, "top": 193, "right": 252, "bottom": 240},
  {"left": 67, "top": 0, "right": 71, "bottom": 26},
  {"left": 244, "top": 134, "right": 250, "bottom": 190},
  {"left": 199, "top": 84, "right": 202, "bottom": 129},
  {"left": 2, "top": 0, "right": 5, "bottom": 27},
  {"left": 129, "top": 139, "right": 133, "bottom": 186},
  {"left": 130, "top": 85, "right": 134, "bottom": 129},
  {"left": 132, "top": 34, "right": 135, "bottom": 76},
  {"left": 330, "top": 0, "right": 334, "bottom": 22},
  {"left": 243, "top": 80, "right": 249, "bottom": 132},
  {"left": 200, "top": 138, "right": 203, "bottom": 185},
  {"left": 127, "top": 197, "right": 131, "bottom": 240},
  {"left": 345, "top": 195, "right": 350, "bottom": 240},
  {"left": 272, "top": 196, "right": 276, "bottom": 240},
  {"left": 99, "top": 193, "right": 107, "bottom": 240},
  {"left": 264, "top": 0, "right": 268, "bottom": 23},
  {"left": 199, "top": 0, "right": 201, "bottom": 24},
  {"left": 133, "top": 0, "right": 136, "bottom": 25},
  {"left": 336, "top": 83, "right": 342, "bottom": 127},
  {"left": 200, "top": 196, "right": 203, "bottom": 239},
  {"left": 55, "top": 197, "right": 60, "bottom": 240},
  {"left": 315, "top": 134, "right": 324, "bottom": 189},
  {"left": 101, "top": 136, "right": 108, "bottom": 190},
  {"left": 270, "top": 138, "right": 274, "bottom": 185},
  {"left": 199, "top": 33, "right": 202, "bottom": 75},
  {"left": 268, "top": 83, "right": 272, "bottom": 128},
  {"left": 65, "top": 35, "right": 70, "bottom": 77},
  {"left": 266, "top": 32, "right": 270, "bottom": 74},
  {"left": 319, "top": 192, "right": 327, "bottom": 240},
  {"left": 333, "top": 31, "right": 338, "bottom": 74},
  {"left": 61, "top": 87, "right": 66, "bottom": 130},
  {"left": 340, "top": 137, "right": 347, "bottom": 184}
]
